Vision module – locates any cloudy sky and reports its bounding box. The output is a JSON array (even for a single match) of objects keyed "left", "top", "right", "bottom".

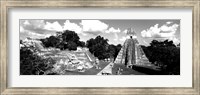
[{"left": 20, "top": 19, "right": 180, "bottom": 46}]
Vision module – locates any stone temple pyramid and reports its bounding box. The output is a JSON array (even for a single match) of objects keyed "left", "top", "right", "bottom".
[{"left": 114, "top": 28, "right": 150, "bottom": 68}]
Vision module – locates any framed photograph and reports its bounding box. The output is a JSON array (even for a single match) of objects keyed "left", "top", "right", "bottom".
[{"left": 1, "top": 0, "right": 199, "bottom": 95}]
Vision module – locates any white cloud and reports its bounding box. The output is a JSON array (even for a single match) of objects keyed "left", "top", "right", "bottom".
[
  {"left": 20, "top": 20, "right": 108, "bottom": 39},
  {"left": 44, "top": 20, "right": 86, "bottom": 36},
  {"left": 160, "top": 24, "right": 179, "bottom": 33},
  {"left": 160, "top": 25, "right": 169, "bottom": 31},
  {"left": 113, "top": 33, "right": 118, "bottom": 41},
  {"left": 105, "top": 27, "right": 120, "bottom": 33},
  {"left": 23, "top": 20, "right": 30, "bottom": 26},
  {"left": 141, "top": 24, "right": 160, "bottom": 38},
  {"left": 141, "top": 30, "right": 151, "bottom": 38},
  {"left": 20, "top": 26, "right": 24, "bottom": 32},
  {"left": 28, "top": 20, "right": 45, "bottom": 29},
  {"left": 20, "top": 20, "right": 55, "bottom": 39},
  {"left": 28, "top": 31, "right": 45, "bottom": 37},
  {"left": 141, "top": 23, "right": 179, "bottom": 38},
  {"left": 119, "top": 37, "right": 127, "bottom": 42},
  {"left": 141, "top": 22, "right": 180, "bottom": 46},
  {"left": 44, "top": 21, "right": 63, "bottom": 31},
  {"left": 166, "top": 21, "right": 173, "bottom": 25},
  {"left": 22, "top": 30, "right": 46, "bottom": 38},
  {"left": 63, "top": 20, "right": 83, "bottom": 34},
  {"left": 123, "top": 29, "right": 128, "bottom": 34},
  {"left": 20, "top": 20, "right": 127, "bottom": 41},
  {"left": 44, "top": 34, "right": 53, "bottom": 38},
  {"left": 20, "top": 20, "right": 46, "bottom": 30},
  {"left": 81, "top": 20, "right": 108, "bottom": 32},
  {"left": 169, "top": 37, "right": 180, "bottom": 45}
]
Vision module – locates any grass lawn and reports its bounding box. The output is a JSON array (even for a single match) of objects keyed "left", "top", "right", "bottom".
[
  {"left": 64, "top": 60, "right": 109, "bottom": 75},
  {"left": 131, "top": 64, "right": 162, "bottom": 75},
  {"left": 112, "top": 64, "right": 146, "bottom": 75},
  {"left": 62, "top": 61, "right": 161, "bottom": 75},
  {"left": 112, "top": 63, "right": 162, "bottom": 75}
]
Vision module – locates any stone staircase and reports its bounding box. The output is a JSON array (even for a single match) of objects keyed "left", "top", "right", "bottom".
[
  {"left": 114, "top": 39, "right": 150, "bottom": 66},
  {"left": 114, "top": 47, "right": 124, "bottom": 64},
  {"left": 75, "top": 52, "right": 88, "bottom": 61}
]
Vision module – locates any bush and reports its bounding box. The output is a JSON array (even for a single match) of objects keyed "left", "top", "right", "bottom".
[
  {"left": 67, "top": 41, "right": 77, "bottom": 50},
  {"left": 141, "top": 40, "right": 180, "bottom": 75},
  {"left": 86, "top": 36, "right": 109, "bottom": 60},
  {"left": 40, "top": 30, "right": 85, "bottom": 50},
  {"left": 86, "top": 36, "right": 122, "bottom": 60},
  {"left": 20, "top": 46, "right": 56, "bottom": 75}
]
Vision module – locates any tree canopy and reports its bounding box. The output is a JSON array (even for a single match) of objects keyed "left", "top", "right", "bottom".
[
  {"left": 41, "top": 30, "right": 84, "bottom": 50},
  {"left": 141, "top": 40, "right": 180, "bottom": 75},
  {"left": 20, "top": 45, "right": 56, "bottom": 75},
  {"left": 86, "top": 36, "right": 108, "bottom": 59},
  {"left": 86, "top": 36, "right": 122, "bottom": 60}
]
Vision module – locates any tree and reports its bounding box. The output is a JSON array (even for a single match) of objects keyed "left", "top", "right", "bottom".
[
  {"left": 86, "top": 36, "right": 109, "bottom": 60},
  {"left": 40, "top": 36, "right": 60, "bottom": 48},
  {"left": 57, "top": 41, "right": 67, "bottom": 50},
  {"left": 86, "top": 38, "right": 95, "bottom": 49},
  {"left": 67, "top": 41, "right": 77, "bottom": 50},
  {"left": 142, "top": 40, "right": 180, "bottom": 75},
  {"left": 62, "top": 30, "right": 80, "bottom": 44},
  {"left": 48, "top": 36, "right": 60, "bottom": 47},
  {"left": 107, "top": 44, "right": 116, "bottom": 58},
  {"left": 150, "top": 40, "right": 176, "bottom": 47},
  {"left": 77, "top": 41, "right": 86, "bottom": 47},
  {"left": 20, "top": 46, "right": 56, "bottom": 75},
  {"left": 41, "top": 30, "right": 84, "bottom": 50}
]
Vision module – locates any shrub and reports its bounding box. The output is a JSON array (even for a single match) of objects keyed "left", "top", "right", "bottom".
[
  {"left": 141, "top": 40, "right": 180, "bottom": 75},
  {"left": 20, "top": 46, "right": 56, "bottom": 75}
]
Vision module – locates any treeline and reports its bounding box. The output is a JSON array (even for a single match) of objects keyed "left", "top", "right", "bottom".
[
  {"left": 20, "top": 45, "right": 56, "bottom": 75},
  {"left": 141, "top": 40, "right": 180, "bottom": 75},
  {"left": 40, "top": 30, "right": 122, "bottom": 60},
  {"left": 40, "top": 30, "right": 85, "bottom": 50},
  {"left": 86, "top": 36, "right": 122, "bottom": 60}
]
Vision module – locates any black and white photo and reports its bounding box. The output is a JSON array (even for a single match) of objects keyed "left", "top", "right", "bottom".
[{"left": 20, "top": 19, "right": 180, "bottom": 75}]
